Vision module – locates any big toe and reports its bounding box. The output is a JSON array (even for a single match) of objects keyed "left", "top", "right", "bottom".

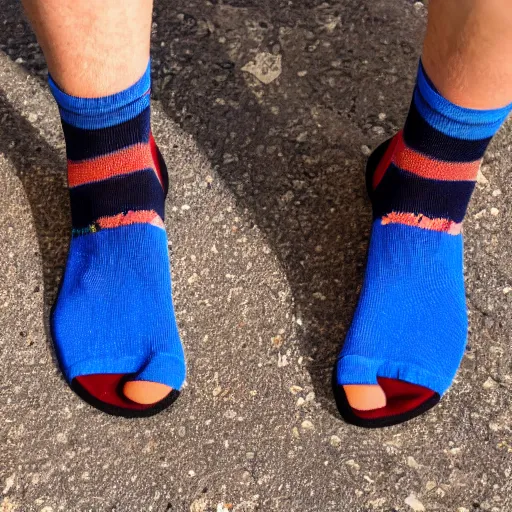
[
  {"left": 123, "top": 380, "right": 173, "bottom": 405},
  {"left": 343, "top": 384, "right": 387, "bottom": 411}
]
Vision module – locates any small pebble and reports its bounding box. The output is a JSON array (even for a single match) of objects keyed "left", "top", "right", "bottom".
[
  {"left": 272, "top": 335, "right": 283, "bottom": 348},
  {"left": 241, "top": 52, "right": 282, "bottom": 84},
  {"left": 425, "top": 481, "right": 436, "bottom": 491},
  {"left": 301, "top": 420, "right": 314, "bottom": 431},
  {"left": 483, "top": 377, "right": 497, "bottom": 389},
  {"left": 407, "top": 456, "right": 420, "bottom": 469},
  {"left": 187, "top": 273, "right": 199, "bottom": 284},
  {"left": 405, "top": 493, "right": 425, "bottom": 511},
  {"left": 3, "top": 474, "right": 15, "bottom": 494},
  {"left": 490, "top": 207, "right": 499, "bottom": 216},
  {"left": 330, "top": 435, "right": 341, "bottom": 447},
  {"left": 477, "top": 168, "right": 489, "bottom": 184},
  {"left": 368, "top": 498, "right": 386, "bottom": 508},
  {"left": 345, "top": 459, "right": 360, "bottom": 470}
]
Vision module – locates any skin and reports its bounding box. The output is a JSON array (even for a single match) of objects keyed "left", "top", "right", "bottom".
[
  {"left": 22, "top": 0, "right": 171, "bottom": 405},
  {"left": 422, "top": 0, "right": 512, "bottom": 110},
  {"left": 21, "top": 0, "right": 152, "bottom": 97},
  {"left": 345, "top": 0, "right": 512, "bottom": 412}
]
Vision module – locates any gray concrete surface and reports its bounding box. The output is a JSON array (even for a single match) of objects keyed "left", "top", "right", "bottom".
[{"left": 0, "top": 1, "right": 511, "bottom": 511}]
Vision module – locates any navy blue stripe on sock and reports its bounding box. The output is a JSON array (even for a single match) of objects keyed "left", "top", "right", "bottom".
[
  {"left": 70, "top": 169, "right": 165, "bottom": 228},
  {"left": 372, "top": 164, "right": 475, "bottom": 223},
  {"left": 62, "top": 108, "right": 151, "bottom": 161},
  {"left": 404, "top": 98, "right": 492, "bottom": 163}
]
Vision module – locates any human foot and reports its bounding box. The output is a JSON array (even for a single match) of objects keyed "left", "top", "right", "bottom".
[
  {"left": 50, "top": 62, "right": 185, "bottom": 417},
  {"left": 333, "top": 62, "right": 512, "bottom": 427}
]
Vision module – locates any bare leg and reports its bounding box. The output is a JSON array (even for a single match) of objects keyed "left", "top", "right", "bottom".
[
  {"left": 423, "top": 0, "right": 512, "bottom": 110},
  {"left": 22, "top": 0, "right": 172, "bottom": 405},
  {"left": 22, "top": 0, "right": 151, "bottom": 97},
  {"left": 344, "top": 0, "right": 512, "bottom": 412}
]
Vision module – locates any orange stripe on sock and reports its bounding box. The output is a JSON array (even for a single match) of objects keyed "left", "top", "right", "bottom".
[
  {"left": 382, "top": 212, "right": 462, "bottom": 235},
  {"left": 68, "top": 143, "right": 155, "bottom": 188},
  {"left": 392, "top": 132, "right": 480, "bottom": 182},
  {"left": 96, "top": 210, "right": 165, "bottom": 230}
]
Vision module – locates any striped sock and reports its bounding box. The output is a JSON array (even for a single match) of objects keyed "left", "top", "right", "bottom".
[
  {"left": 50, "top": 62, "right": 186, "bottom": 417},
  {"left": 333, "top": 62, "right": 512, "bottom": 427}
]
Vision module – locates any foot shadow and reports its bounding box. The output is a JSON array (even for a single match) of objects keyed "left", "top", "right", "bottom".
[
  {"left": 0, "top": 89, "right": 69, "bottom": 374},
  {"left": 150, "top": 0, "right": 423, "bottom": 414}
]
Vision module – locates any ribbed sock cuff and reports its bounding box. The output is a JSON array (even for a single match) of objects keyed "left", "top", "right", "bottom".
[
  {"left": 414, "top": 60, "right": 512, "bottom": 140},
  {"left": 49, "top": 60, "right": 151, "bottom": 129}
]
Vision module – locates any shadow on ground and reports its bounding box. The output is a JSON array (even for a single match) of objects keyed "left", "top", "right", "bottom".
[
  {"left": 0, "top": 0, "right": 424, "bottom": 415},
  {"left": 0, "top": 90, "right": 68, "bottom": 373},
  {"left": 150, "top": 0, "right": 424, "bottom": 414}
]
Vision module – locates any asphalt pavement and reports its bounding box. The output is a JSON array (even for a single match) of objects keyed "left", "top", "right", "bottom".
[{"left": 1, "top": 1, "right": 511, "bottom": 510}]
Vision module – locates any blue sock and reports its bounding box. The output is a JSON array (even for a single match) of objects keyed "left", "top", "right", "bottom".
[
  {"left": 333, "top": 62, "right": 512, "bottom": 427},
  {"left": 50, "top": 62, "right": 186, "bottom": 416}
]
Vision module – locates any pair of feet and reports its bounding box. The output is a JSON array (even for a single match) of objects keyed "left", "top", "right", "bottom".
[
  {"left": 50, "top": 131, "right": 466, "bottom": 425},
  {"left": 49, "top": 61, "right": 510, "bottom": 426}
]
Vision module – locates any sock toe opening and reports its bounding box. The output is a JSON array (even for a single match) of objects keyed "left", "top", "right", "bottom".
[
  {"left": 74, "top": 374, "right": 155, "bottom": 410},
  {"left": 350, "top": 377, "right": 438, "bottom": 420},
  {"left": 333, "top": 371, "right": 441, "bottom": 428},
  {"left": 72, "top": 374, "right": 180, "bottom": 418},
  {"left": 72, "top": 374, "right": 180, "bottom": 417}
]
